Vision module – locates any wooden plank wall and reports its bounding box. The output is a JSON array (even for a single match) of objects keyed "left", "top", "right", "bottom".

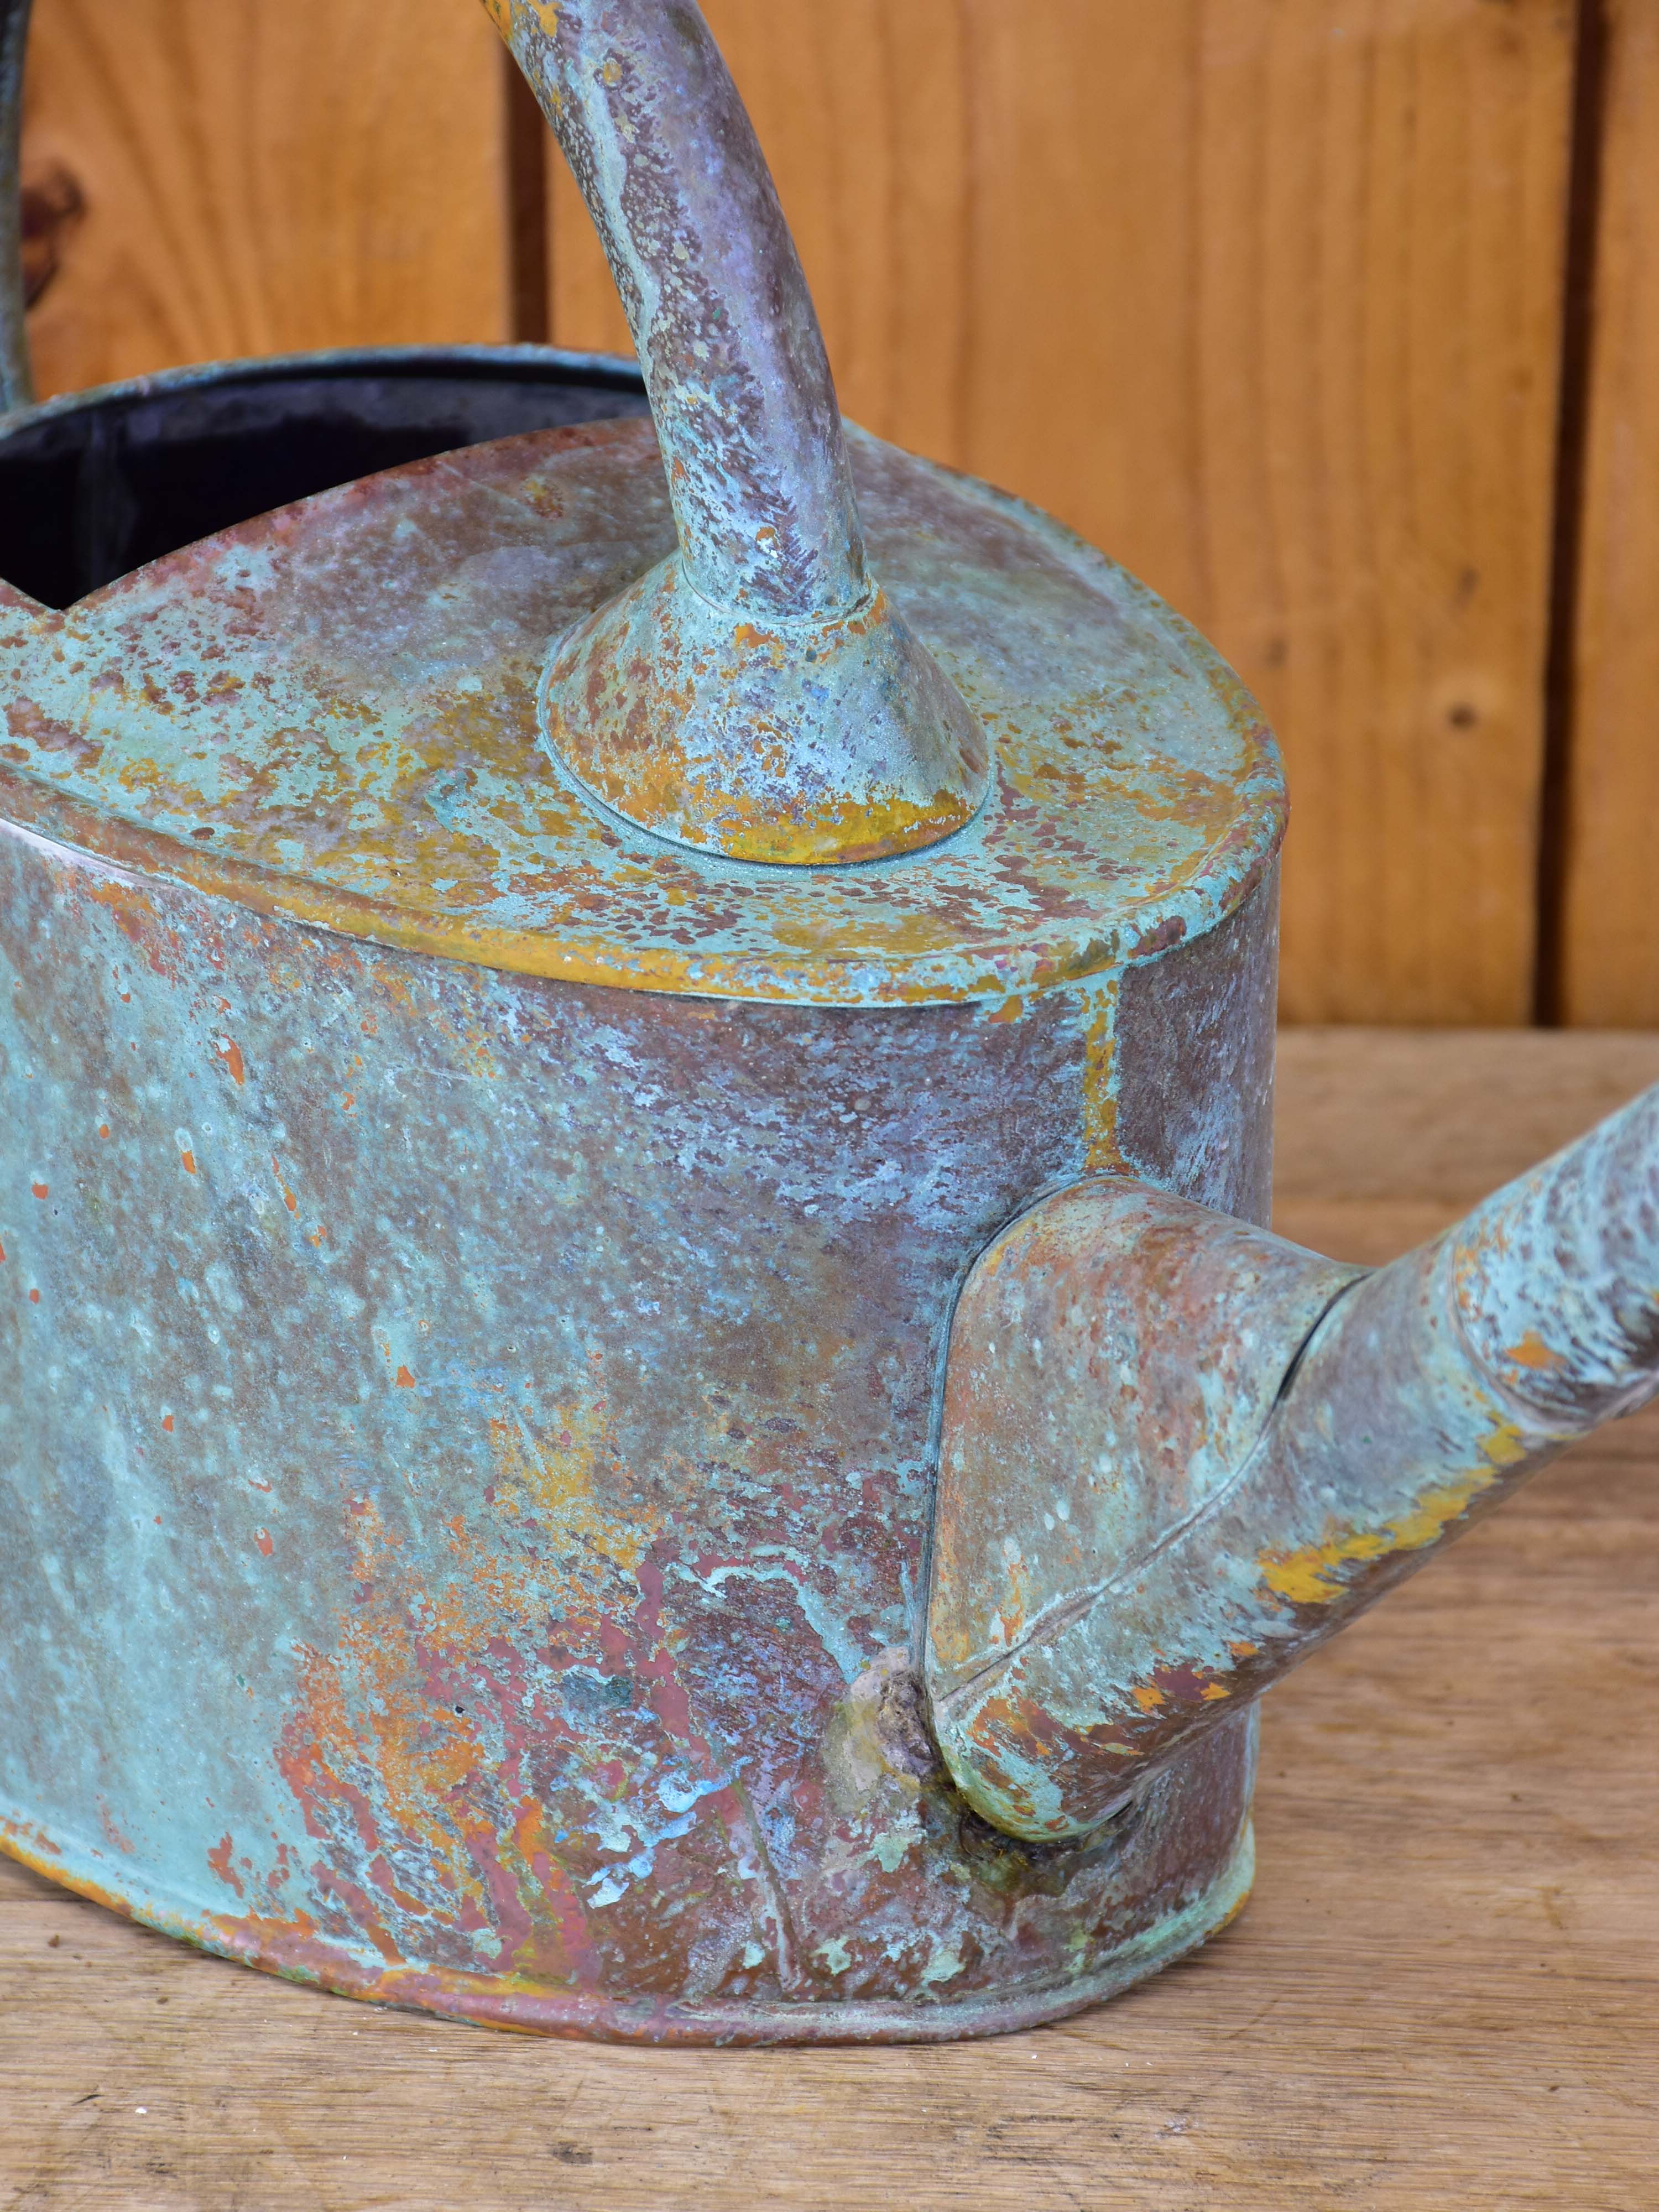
[
  {"left": 18, "top": 0, "right": 509, "bottom": 393},
  {"left": 1558, "top": 0, "right": 1659, "bottom": 1025},
  {"left": 13, "top": 0, "right": 1653, "bottom": 1027}
]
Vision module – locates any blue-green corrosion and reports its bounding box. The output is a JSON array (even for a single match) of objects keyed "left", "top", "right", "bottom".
[
  {"left": 0, "top": 415, "right": 1281, "bottom": 1006},
  {"left": 928, "top": 1094, "right": 1659, "bottom": 1841},
  {"left": 0, "top": 375, "right": 1285, "bottom": 2040}
]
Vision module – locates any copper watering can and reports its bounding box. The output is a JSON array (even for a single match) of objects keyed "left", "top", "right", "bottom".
[{"left": 1, "top": 0, "right": 1655, "bottom": 2047}]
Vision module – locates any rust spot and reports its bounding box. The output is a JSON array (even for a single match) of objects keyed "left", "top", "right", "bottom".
[
  {"left": 395, "top": 1366, "right": 416, "bottom": 1389},
  {"left": 28, "top": 1288, "right": 40, "bottom": 1304},
  {"left": 207, "top": 1834, "right": 244, "bottom": 1898},
  {"left": 255, "top": 1529, "right": 274, "bottom": 1558},
  {"left": 30, "top": 1182, "right": 46, "bottom": 1199},
  {"left": 180, "top": 1150, "right": 197, "bottom": 1175},
  {"left": 1504, "top": 1329, "right": 1563, "bottom": 1371},
  {"left": 97, "top": 1123, "right": 111, "bottom": 1139},
  {"left": 161, "top": 1415, "right": 174, "bottom": 1433},
  {"left": 217, "top": 1038, "right": 247, "bottom": 1085}
]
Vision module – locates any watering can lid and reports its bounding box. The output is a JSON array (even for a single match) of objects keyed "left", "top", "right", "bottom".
[
  {"left": 0, "top": 0, "right": 1284, "bottom": 1010},
  {"left": 0, "top": 406, "right": 1281, "bottom": 1008}
]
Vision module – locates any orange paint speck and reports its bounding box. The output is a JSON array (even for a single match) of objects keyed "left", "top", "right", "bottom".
[
  {"left": 217, "top": 1038, "right": 246, "bottom": 1085},
  {"left": 28, "top": 1288, "right": 40, "bottom": 1304},
  {"left": 255, "top": 1529, "right": 274, "bottom": 1559},
  {"left": 98, "top": 1124, "right": 111, "bottom": 1140},
  {"left": 180, "top": 1150, "right": 197, "bottom": 1174},
  {"left": 361, "top": 1017, "right": 377, "bottom": 1036},
  {"left": 395, "top": 1366, "right": 416, "bottom": 1389},
  {"left": 161, "top": 1415, "right": 174, "bottom": 1433},
  {"left": 30, "top": 1182, "right": 46, "bottom": 1199}
]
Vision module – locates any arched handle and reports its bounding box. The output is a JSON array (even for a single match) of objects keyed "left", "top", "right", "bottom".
[
  {"left": 488, "top": 0, "right": 988, "bottom": 865},
  {"left": 492, "top": 0, "right": 860, "bottom": 623},
  {"left": 0, "top": 0, "right": 31, "bottom": 414}
]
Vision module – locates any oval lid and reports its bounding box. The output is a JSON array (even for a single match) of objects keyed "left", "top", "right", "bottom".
[{"left": 0, "top": 409, "right": 1281, "bottom": 1009}]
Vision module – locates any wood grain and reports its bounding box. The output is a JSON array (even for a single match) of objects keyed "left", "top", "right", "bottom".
[
  {"left": 2, "top": 1029, "right": 1656, "bottom": 2211},
  {"left": 18, "top": 0, "right": 511, "bottom": 399},
  {"left": 1558, "top": 0, "right": 1659, "bottom": 1025},
  {"left": 549, "top": 1, "right": 1577, "bottom": 1025}
]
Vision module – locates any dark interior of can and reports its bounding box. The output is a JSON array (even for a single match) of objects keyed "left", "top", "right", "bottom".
[{"left": 0, "top": 351, "right": 650, "bottom": 610}]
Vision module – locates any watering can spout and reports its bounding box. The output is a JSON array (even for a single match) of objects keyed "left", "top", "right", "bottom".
[{"left": 926, "top": 1083, "right": 1659, "bottom": 1843}]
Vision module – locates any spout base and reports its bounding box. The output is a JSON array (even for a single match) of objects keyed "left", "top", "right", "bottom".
[{"left": 538, "top": 554, "right": 990, "bottom": 867}]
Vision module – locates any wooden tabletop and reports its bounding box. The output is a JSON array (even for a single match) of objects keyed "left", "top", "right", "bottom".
[{"left": 3, "top": 1029, "right": 1657, "bottom": 2212}]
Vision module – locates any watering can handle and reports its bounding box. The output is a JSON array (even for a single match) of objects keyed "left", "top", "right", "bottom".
[
  {"left": 0, "top": 0, "right": 861, "bottom": 577},
  {"left": 489, "top": 0, "right": 988, "bottom": 864},
  {"left": 0, "top": 0, "right": 29, "bottom": 413},
  {"left": 488, "top": 0, "right": 863, "bottom": 625}
]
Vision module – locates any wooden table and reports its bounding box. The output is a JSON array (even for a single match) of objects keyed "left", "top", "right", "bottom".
[{"left": 4, "top": 1030, "right": 1657, "bottom": 2211}]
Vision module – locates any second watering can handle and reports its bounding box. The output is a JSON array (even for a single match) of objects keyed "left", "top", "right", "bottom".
[{"left": 0, "top": 0, "right": 29, "bottom": 412}]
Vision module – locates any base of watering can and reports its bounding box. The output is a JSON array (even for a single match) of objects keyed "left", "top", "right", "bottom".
[{"left": 0, "top": 1813, "right": 1254, "bottom": 2047}]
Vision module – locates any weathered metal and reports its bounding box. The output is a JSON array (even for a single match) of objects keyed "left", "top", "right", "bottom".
[
  {"left": 0, "top": 0, "right": 31, "bottom": 412},
  {"left": 0, "top": 380, "right": 1284, "bottom": 2037},
  {"left": 0, "top": 0, "right": 1653, "bottom": 2047},
  {"left": 492, "top": 0, "right": 988, "bottom": 866},
  {"left": 926, "top": 1092, "right": 1659, "bottom": 1838}
]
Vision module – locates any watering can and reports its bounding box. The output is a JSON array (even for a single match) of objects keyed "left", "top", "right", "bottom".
[{"left": 1, "top": 0, "right": 1655, "bottom": 2047}]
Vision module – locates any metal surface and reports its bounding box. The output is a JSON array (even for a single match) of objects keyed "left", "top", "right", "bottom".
[
  {"left": 0, "top": 0, "right": 30, "bottom": 413},
  {"left": 928, "top": 1088, "right": 1659, "bottom": 1839},
  {"left": 0, "top": 413, "right": 1283, "bottom": 1005},
  {"left": 0, "top": 775, "right": 1281, "bottom": 2041},
  {"left": 488, "top": 0, "right": 987, "bottom": 864}
]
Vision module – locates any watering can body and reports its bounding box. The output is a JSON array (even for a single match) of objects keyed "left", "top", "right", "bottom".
[
  {"left": 2, "top": 0, "right": 1655, "bottom": 2046},
  {"left": 0, "top": 397, "right": 1281, "bottom": 2039}
]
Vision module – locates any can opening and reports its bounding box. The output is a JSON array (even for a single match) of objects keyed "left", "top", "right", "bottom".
[{"left": 0, "top": 347, "right": 648, "bottom": 609}]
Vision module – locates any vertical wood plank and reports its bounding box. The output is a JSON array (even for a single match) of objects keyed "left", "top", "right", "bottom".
[
  {"left": 19, "top": 0, "right": 511, "bottom": 400},
  {"left": 549, "top": 1, "right": 1574, "bottom": 1024},
  {"left": 1558, "top": 0, "right": 1659, "bottom": 1026}
]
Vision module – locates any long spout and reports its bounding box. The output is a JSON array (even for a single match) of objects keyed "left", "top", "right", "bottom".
[{"left": 926, "top": 1084, "right": 1659, "bottom": 1842}]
